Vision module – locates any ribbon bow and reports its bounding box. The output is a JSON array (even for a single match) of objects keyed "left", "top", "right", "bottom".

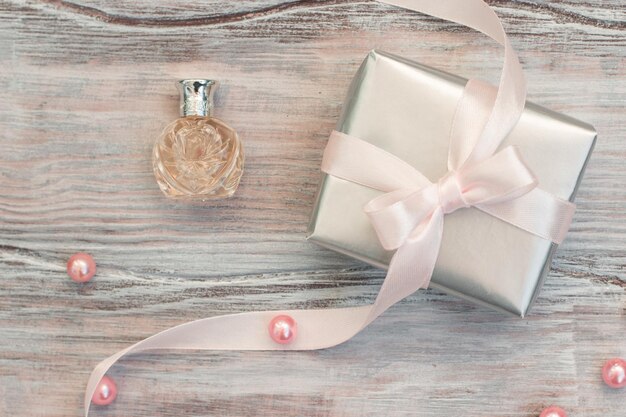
[
  {"left": 83, "top": 1, "right": 576, "bottom": 415},
  {"left": 324, "top": 123, "right": 540, "bottom": 253}
]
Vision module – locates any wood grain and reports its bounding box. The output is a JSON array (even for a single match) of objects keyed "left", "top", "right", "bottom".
[{"left": 0, "top": 1, "right": 624, "bottom": 416}]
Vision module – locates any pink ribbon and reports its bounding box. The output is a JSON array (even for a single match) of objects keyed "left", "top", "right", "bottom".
[{"left": 84, "top": 1, "right": 575, "bottom": 415}]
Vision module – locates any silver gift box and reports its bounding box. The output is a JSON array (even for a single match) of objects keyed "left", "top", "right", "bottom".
[{"left": 307, "top": 50, "right": 596, "bottom": 317}]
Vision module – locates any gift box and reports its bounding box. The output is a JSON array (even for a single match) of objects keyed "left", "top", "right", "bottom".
[{"left": 307, "top": 50, "right": 596, "bottom": 317}]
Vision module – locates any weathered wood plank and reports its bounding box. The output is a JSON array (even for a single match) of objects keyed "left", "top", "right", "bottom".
[{"left": 0, "top": 1, "right": 624, "bottom": 416}]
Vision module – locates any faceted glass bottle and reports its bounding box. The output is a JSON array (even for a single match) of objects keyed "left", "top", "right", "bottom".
[{"left": 153, "top": 80, "right": 244, "bottom": 200}]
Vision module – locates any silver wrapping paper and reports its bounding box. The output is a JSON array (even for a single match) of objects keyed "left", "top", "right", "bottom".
[{"left": 307, "top": 50, "right": 596, "bottom": 317}]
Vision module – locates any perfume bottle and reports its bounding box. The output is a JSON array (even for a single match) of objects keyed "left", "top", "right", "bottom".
[{"left": 153, "top": 79, "right": 244, "bottom": 200}]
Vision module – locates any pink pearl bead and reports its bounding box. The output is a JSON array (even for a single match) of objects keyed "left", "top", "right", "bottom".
[
  {"left": 269, "top": 314, "right": 297, "bottom": 344},
  {"left": 602, "top": 357, "right": 626, "bottom": 389},
  {"left": 91, "top": 375, "right": 117, "bottom": 406},
  {"left": 67, "top": 253, "right": 96, "bottom": 283},
  {"left": 539, "top": 406, "right": 567, "bottom": 417}
]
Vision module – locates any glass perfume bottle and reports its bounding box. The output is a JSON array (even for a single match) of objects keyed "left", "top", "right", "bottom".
[{"left": 153, "top": 79, "right": 244, "bottom": 200}]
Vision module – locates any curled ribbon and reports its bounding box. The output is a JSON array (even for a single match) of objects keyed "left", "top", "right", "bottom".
[{"left": 83, "top": 1, "right": 575, "bottom": 415}]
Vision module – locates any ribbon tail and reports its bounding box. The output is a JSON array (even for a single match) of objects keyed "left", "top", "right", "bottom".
[
  {"left": 85, "top": 305, "right": 374, "bottom": 416},
  {"left": 85, "top": 347, "right": 132, "bottom": 416},
  {"left": 367, "top": 209, "right": 444, "bottom": 323},
  {"left": 84, "top": 211, "right": 445, "bottom": 416}
]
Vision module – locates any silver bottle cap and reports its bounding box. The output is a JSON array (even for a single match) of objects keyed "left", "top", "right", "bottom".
[{"left": 178, "top": 79, "right": 216, "bottom": 117}]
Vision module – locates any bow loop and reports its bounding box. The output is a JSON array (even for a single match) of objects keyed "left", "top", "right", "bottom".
[{"left": 364, "top": 186, "right": 439, "bottom": 250}]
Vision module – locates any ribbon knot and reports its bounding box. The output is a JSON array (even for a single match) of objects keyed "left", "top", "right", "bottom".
[{"left": 437, "top": 171, "right": 468, "bottom": 214}]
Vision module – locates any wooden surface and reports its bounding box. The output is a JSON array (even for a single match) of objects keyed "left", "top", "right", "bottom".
[{"left": 1, "top": 1, "right": 624, "bottom": 416}]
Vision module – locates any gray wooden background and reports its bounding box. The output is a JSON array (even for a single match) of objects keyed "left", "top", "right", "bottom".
[{"left": 1, "top": 1, "right": 624, "bottom": 416}]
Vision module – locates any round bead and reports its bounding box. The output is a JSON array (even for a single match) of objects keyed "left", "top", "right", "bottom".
[
  {"left": 602, "top": 357, "right": 626, "bottom": 389},
  {"left": 91, "top": 375, "right": 117, "bottom": 406},
  {"left": 539, "top": 406, "right": 567, "bottom": 417},
  {"left": 67, "top": 253, "right": 96, "bottom": 283},
  {"left": 268, "top": 314, "right": 297, "bottom": 344}
]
